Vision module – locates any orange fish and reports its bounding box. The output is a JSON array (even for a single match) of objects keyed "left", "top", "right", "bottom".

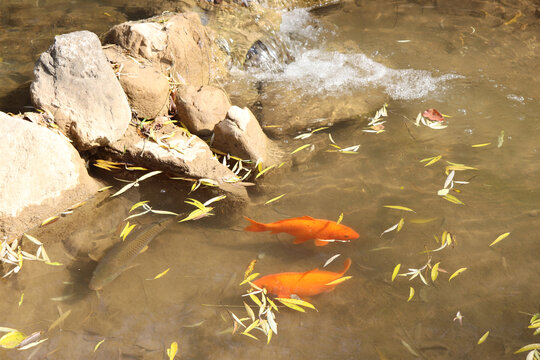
[
  {"left": 253, "top": 258, "right": 352, "bottom": 298},
  {"left": 243, "top": 216, "right": 359, "bottom": 246}
]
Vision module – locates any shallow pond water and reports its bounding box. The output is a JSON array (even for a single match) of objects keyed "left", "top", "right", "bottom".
[{"left": 1, "top": 0, "right": 540, "bottom": 359}]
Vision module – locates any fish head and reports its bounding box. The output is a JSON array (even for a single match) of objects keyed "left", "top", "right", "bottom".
[
  {"left": 88, "top": 265, "right": 122, "bottom": 291},
  {"left": 333, "top": 223, "right": 360, "bottom": 241}
]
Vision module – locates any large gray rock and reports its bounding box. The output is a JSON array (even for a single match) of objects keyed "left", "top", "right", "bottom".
[
  {"left": 174, "top": 85, "right": 231, "bottom": 136},
  {"left": 103, "top": 45, "right": 170, "bottom": 120},
  {"left": 0, "top": 112, "right": 101, "bottom": 240},
  {"left": 104, "top": 12, "right": 227, "bottom": 88},
  {"left": 213, "top": 106, "right": 280, "bottom": 165},
  {"left": 30, "top": 31, "right": 132, "bottom": 150}
]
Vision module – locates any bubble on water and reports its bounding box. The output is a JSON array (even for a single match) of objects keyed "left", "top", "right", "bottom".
[
  {"left": 506, "top": 94, "right": 524, "bottom": 103},
  {"left": 464, "top": 128, "right": 473, "bottom": 135}
]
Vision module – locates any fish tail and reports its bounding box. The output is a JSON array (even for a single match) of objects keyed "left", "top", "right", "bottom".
[
  {"left": 341, "top": 258, "right": 352, "bottom": 275},
  {"left": 243, "top": 216, "right": 268, "bottom": 232}
]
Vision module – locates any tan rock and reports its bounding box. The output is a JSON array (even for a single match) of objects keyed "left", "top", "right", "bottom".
[
  {"left": 104, "top": 45, "right": 170, "bottom": 119},
  {"left": 174, "top": 85, "right": 231, "bottom": 136},
  {"left": 104, "top": 12, "right": 227, "bottom": 87},
  {"left": 213, "top": 106, "right": 280, "bottom": 165},
  {"left": 0, "top": 112, "right": 102, "bottom": 240}
]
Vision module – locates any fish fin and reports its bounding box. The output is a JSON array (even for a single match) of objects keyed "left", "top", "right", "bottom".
[
  {"left": 314, "top": 239, "right": 331, "bottom": 246},
  {"left": 293, "top": 237, "right": 311, "bottom": 244},
  {"left": 341, "top": 258, "right": 352, "bottom": 275},
  {"left": 299, "top": 215, "right": 315, "bottom": 220},
  {"left": 243, "top": 216, "right": 268, "bottom": 232}
]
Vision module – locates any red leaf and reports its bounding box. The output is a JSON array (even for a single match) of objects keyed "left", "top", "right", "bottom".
[{"left": 422, "top": 108, "right": 444, "bottom": 122}]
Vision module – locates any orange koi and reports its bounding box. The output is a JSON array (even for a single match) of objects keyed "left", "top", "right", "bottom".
[
  {"left": 253, "top": 258, "right": 352, "bottom": 298},
  {"left": 243, "top": 216, "right": 359, "bottom": 246}
]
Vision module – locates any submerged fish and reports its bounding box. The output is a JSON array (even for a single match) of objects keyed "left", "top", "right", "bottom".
[
  {"left": 243, "top": 216, "right": 359, "bottom": 246},
  {"left": 89, "top": 217, "right": 174, "bottom": 290},
  {"left": 253, "top": 258, "right": 352, "bottom": 298}
]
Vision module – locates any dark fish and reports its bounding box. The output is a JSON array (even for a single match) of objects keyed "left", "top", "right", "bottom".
[{"left": 89, "top": 217, "right": 174, "bottom": 290}]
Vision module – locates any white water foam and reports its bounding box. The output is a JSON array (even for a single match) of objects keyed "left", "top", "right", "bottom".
[{"left": 243, "top": 8, "right": 462, "bottom": 101}]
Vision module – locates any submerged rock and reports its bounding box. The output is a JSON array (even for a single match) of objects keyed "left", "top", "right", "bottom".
[
  {"left": 174, "top": 85, "right": 231, "bottom": 136},
  {"left": 0, "top": 112, "right": 101, "bottom": 240},
  {"left": 103, "top": 45, "right": 170, "bottom": 119},
  {"left": 213, "top": 106, "right": 281, "bottom": 165},
  {"left": 104, "top": 12, "right": 227, "bottom": 87},
  {"left": 30, "top": 31, "right": 132, "bottom": 150}
]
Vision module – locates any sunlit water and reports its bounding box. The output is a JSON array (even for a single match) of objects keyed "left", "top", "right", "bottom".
[{"left": 1, "top": 1, "right": 540, "bottom": 359}]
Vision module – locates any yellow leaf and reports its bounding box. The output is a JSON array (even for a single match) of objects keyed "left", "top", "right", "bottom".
[
  {"left": 239, "top": 273, "right": 260, "bottom": 286},
  {"left": 18, "top": 293, "right": 24, "bottom": 307},
  {"left": 397, "top": 218, "right": 405, "bottom": 232},
  {"left": 45, "top": 262, "right": 63, "bottom": 266},
  {"left": 266, "top": 328, "right": 273, "bottom": 344},
  {"left": 325, "top": 276, "right": 352, "bottom": 286},
  {"left": 98, "top": 186, "right": 113, "bottom": 192},
  {"left": 130, "top": 201, "right": 149, "bottom": 212},
  {"left": 241, "top": 332, "right": 259, "bottom": 340},
  {"left": 41, "top": 216, "right": 59, "bottom": 227},
  {"left": 431, "top": 262, "right": 440, "bottom": 282},
  {"left": 249, "top": 293, "right": 262, "bottom": 307},
  {"left": 515, "top": 343, "right": 540, "bottom": 354},
  {"left": 125, "top": 166, "right": 148, "bottom": 171},
  {"left": 337, "top": 213, "right": 344, "bottom": 224},
  {"left": 167, "top": 341, "right": 178, "bottom": 360},
  {"left": 243, "top": 319, "right": 260, "bottom": 335},
  {"left": 0, "top": 330, "right": 26, "bottom": 349},
  {"left": 276, "top": 298, "right": 316, "bottom": 311},
  {"left": 489, "top": 232, "right": 510, "bottom": 247},
  {"left": 244, "top": 260, "right": 257, "bottom": 280},
  {"left": 291, "top": 144, "right": 311, "bottom": 155},
  {"left": 152, "top": 268, "right": 170, "bottom": 280},
  {"left": 94, "top": 339, "right": 105, "bottom": 352},
  {"left": 409, "top": 217, "right": 438, "bottom": 224},
  {"left": 267, "top": 298, "right": 279, "bottom": 313},
  {"left": 407, "top": 287, "right": 415, "bottom": 302},
  {"left": 471, "top": 143, "right": 491, "bottom": 148},
  {"left": 477, "top": 331, "right": 489, "bottom": 344},
  {"left": 255, "top": 164, "right": 276, "bottom": 179},
  {"left": 120, "top": 222, "right": 136, "bottom": 241},
  {"left": 264, "top": 193, "right": 286, "bottom": 205},
  {"left": 278, "top": 301, "right": 305, "bottom": 312},
  {"left": 392, "top": 264, "right": 401, "bottom": 282},
  {"left": 243, "top": 302, "right": 255, "bottom": 322},
  {"left": 423, "top": 155, "right": 442, "bottom": 167},
  {"left": 449, "top": 268, "right": 467, "bottom": 281},
  {"left": 383, "top": 205, "right": 415, "bottom": 213},
  {"left": 443, "top": 194, "right": 465, "bottom": 205}
]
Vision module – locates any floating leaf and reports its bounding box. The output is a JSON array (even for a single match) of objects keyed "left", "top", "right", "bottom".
[
  {"left": 23, "top": 234, "right": 42, "bottom": 246},
  {"left": 407, "top": 287, "right": 415, "bottom": 301},
  {"left": 448, "top": 268, "right": 467, "bottom": 281},
  {"left": 243, "top": 302, "right": 255, "bottom": 322},
  {"left": 437, "top": 189, "right": 450, "bottom": 196},
  {"left": 18, "top": 293, "right": 23, "bottom": 307},
  {"left": 489, "top": 232, "right": 510, "bottom": 247},
  {"left": 120, "top": 222, "right": 136, "bottom": 241},
  {"left": 243, "top": 319, "right": 260, "bottom": 335},
  {"left": 472, "top": 143, "right": 491, "bottom": 148},
  {"left": 167, "top": 341, "right": 178, "bottom": 360},
  {"left": 392, "top": 264, "right": 401, "bottom": 282},
  {"left": 98, "top": 186, "right": 113, "bottom": 192},
  {"left": 244, "top": 260, "right": 257, "bottom": 280},
  {"left": 381, "top": 222, "right": 399, "bottom": 237},
  {"left": 291, "top": 144, "right": 311, "bottom": 155},
  {"left": 401, "top": 339, "right": 420, "bottom": 357},
  {"left": 151, "top": 268, "right": 170, "bottom": 280},
  {"left": 477, "top": 331, "right": 490, "bottom": 344},
  {"left": 276, "top": 298, "right": 316, "bottom": 311},
  {"left": 242, "top": 332, "right": 259, "bottom": 340},
  {"left": 324, "top": 254, "right": 341, "bottom": 268},
  {"left": 41, "top": 216, "right": 59, "bottom": 227},
  {"left": 336, "top": 213, "right": 344, "bottom": 224},
  {"left": 110, "top": 182, "right": 136, "bottom": 198},
  {"left": 0, "top": 331, "right": 26, "bottom": 349},
  {"left": 444, "top": 170, "right": 455, "bottom": 189},
  {"left": 94, "top": 339, "right": 105, "bottom": 352},
  {"left": 138, "top": 170, "right": 163, "bottom": 182},
  {"left": 264, "top": 194, "right": 286, "bottom": 205},
  {"left": 276, "top": 300, "right": 305, "bottom": 312},
  {"left": 249, "top": 293, "right": 262, "bottom": 307},
  {"left": 256, "top": 164, "right": 276, "bottom": 179},
  {"left": 130, "top": 201, "right": 149, "bottom": 212},
  {"left": 497, "top": 130, "right": 505, "bottom": 148},
  {"left": 45, "top": 262, "right": 63, "bottom": 266},
  {"left": 422, "top": 155, "right": 442, "bottom": 167},
  {"left": 409, "top": 218, "right": 437, "bottom": 224},
  {"left": 203, "top": 195, "right": 227, "bottom": 207},
  {"left": 422, "top": 108, "right": 444, "bottom": 122},
  {"left": 383, "top": 205, "right": 415, "bottom": 212},
  {"left": 239, "top": 273, "right": 260, "bottom": 286},
  {"left": 17, "top": 336, "right": 48, "bottom": 350},
  {"left": 515, "top": 344, "right": 540, "bottom": 354},
  {"left": 443, "top": 194, "right": 464, "bottom": 205},
  {"left": 397, "top": 218, "right": 405, "bottom": 232},
  {"left": 431, "top": 262, "right": 440, "bottom": 282},
  {"left": 325, "top": 276, "right": 352, "bottom": 286}
]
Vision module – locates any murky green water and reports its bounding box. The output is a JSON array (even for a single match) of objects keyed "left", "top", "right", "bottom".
[{"left": 1, "top": 0, "right": 540, "bottom": 359}]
